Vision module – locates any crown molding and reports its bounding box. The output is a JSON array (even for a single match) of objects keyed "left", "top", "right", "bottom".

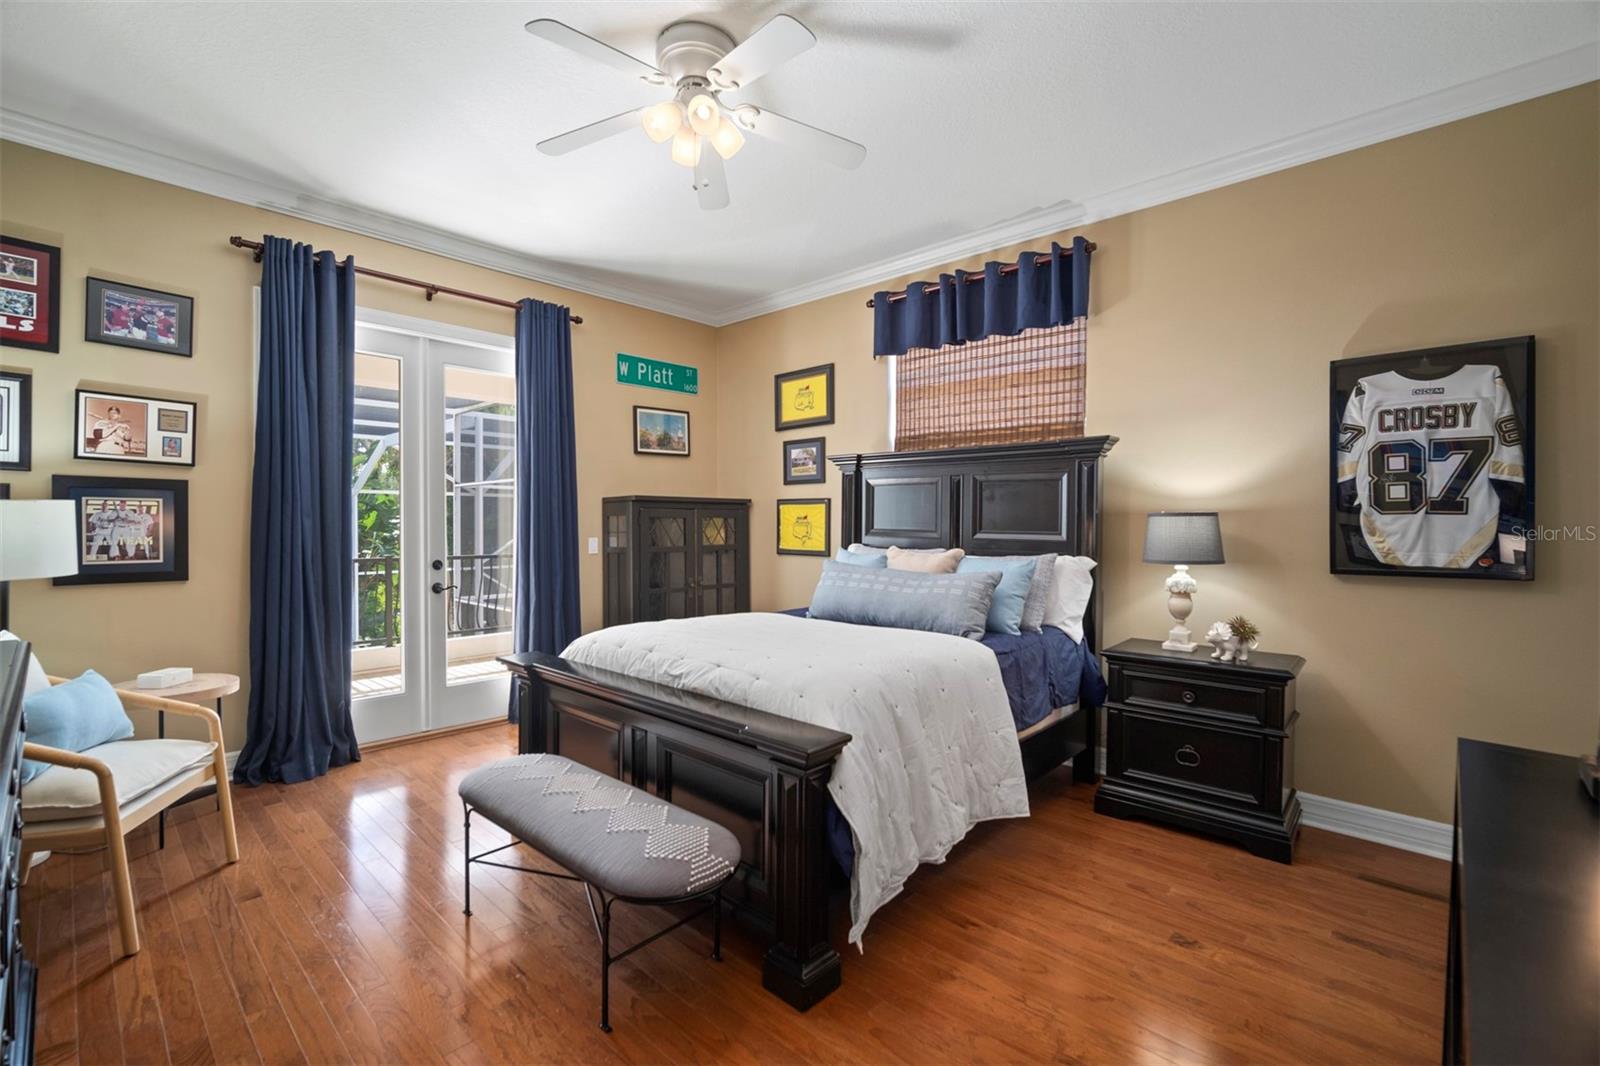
[
  {"left": 4, "top": 42, "right": 1595, "bottom": 329},
  {"left": 0, "top": 109, "right": 718, "bottom": 326},
  {"left": 707, "top": 43, "right": 1598, "bottom": 325}
]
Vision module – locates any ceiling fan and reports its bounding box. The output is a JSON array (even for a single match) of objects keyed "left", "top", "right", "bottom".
[{"left": 525, "top": 14, "right": 867, "bottom": 210}]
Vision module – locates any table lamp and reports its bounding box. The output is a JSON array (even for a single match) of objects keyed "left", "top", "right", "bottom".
[
  {"left": 1143, "top": 511, "right": 1224, "bottom": 652},
  {"left": 0, "top": 500, "right": 79, "bottom": 630}
]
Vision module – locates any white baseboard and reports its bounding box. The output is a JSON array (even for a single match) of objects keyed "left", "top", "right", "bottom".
[
  {"left": 225, "top": 749, "right": 239, "bottom": 773},
  {"left": 1298, "top": 792, "right": 1452, "bottom": 861}
]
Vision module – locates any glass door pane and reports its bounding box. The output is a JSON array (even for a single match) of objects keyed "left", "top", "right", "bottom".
[
  {"left": 441, "top": 365, "right": 516, "bottom": 686},
  {"left": 350, "top": 352, "right": 405, "bottom": 699}
]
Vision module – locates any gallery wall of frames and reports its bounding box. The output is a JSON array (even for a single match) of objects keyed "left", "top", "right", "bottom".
[{"left": 1, "top": 233, "right": 196, "bottom": 590}]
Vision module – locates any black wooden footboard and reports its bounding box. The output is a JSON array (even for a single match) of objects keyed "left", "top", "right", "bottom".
[{"left": 500, "top": 651, "right": 852, "bottom": 1011}]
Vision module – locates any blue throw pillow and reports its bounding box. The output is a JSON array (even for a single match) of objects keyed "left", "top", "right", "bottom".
[
  {"left": 20, "top": 670, "right": 135, "bottom": 784},
  {"left": 809, "top": 561, "right": 1001, "bottom": 640},
  {"left": 957, "top": 556, "right": 1039, "bottom": 636},
  {"left": 833, "top": 549, "right": 888, "bottom": 568}
]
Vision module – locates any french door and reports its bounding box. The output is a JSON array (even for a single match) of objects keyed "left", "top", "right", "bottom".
[{"left": 348, "top": 311, "right": 517, "bottom": 744}]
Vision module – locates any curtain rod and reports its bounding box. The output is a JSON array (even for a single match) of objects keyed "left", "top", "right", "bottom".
[
  {"left": 227, "top": 237, "right": 584, "bottom": 324},
  {"left": 865, "top": 241, "right": 1096, "bottom": 308}
]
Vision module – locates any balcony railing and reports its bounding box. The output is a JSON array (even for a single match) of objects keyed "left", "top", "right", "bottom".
[{"left": 353, "top": 552, "right": 514, "bottom": 648}]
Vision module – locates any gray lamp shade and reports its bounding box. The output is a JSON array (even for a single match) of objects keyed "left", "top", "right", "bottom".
[{"left": 1143, "top": 511, "right": 1225, "bottom": 565}]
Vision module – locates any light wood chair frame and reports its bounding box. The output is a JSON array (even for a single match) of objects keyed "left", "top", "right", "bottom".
[{"left": 19, "top": 678, "right": 239, "bottom": 957}]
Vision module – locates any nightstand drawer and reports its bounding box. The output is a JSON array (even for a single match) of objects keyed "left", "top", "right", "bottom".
[
  {"left": 1110, "top": 664, "right": 1274, "bottom": 726},
  {"left": 1107, "top": 710, "right": 1267, "bottom": 809}
]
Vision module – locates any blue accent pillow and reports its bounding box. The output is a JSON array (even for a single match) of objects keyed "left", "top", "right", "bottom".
[
  {"left": 833, "top": 549, "right": 888, "bottom": 568},
  {"left": 809, "top": 561, "right": 1001, "bottom": 640},
  {"left": 20, "top": 670, "right": 135, "bottom": 784},
  {"left": 957, "top": 556, "right": 1039, "bottom": 636}
]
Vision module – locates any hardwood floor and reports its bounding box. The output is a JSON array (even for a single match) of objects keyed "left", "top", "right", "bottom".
[{"left": 22, "top": 724, "right": 1448, "bottom": 1064}]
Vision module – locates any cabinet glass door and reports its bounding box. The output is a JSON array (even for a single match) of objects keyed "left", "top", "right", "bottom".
[
  {"left": 697, "top": 511, "right": 740, "bottom": 616},
  {"left": 641, "top": 508, "right": 692, "bottom": 619}
]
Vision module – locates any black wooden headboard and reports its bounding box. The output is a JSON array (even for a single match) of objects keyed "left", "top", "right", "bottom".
[{"left": 828, "top": 437, "right": 1117, "bottom": 654}]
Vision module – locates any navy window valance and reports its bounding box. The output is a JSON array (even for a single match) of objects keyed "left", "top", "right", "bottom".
[{"left": 872, "top": 235, "right": 1092, "bottom": 358}]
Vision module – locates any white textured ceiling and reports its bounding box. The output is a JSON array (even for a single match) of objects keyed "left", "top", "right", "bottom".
[{"left": 2, "top": 2, "right": 1596, "bottom": 323}]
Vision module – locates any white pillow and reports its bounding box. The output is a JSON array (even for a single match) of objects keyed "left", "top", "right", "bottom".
[
  {"left": 1042, "top": 556, "right": 1096, "bottom": 642},
  {"left": 847, "top": 543, "right": 952, "bottom": 555},
  {"left": 886, "top": 546, "right": 965, "bottom": 573},
  {"left": 0, "top": 630, "right": 50, "bottom": 699}
]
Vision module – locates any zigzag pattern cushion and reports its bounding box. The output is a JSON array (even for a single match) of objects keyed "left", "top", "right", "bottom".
[{"left": 458, "top": 754, "right": 740, "bottom": 898}]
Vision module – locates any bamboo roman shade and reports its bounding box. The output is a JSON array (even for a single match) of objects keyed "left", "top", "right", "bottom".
[{"left": 893, "top": 322, "right": 1086, "bottom": 451}]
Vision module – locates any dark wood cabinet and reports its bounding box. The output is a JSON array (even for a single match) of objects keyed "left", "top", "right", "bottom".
[
  {"left": 0, "top": 641, "right": 36, "bottom": 1066},
  {"left": 1444, "top": 740, "right": 1598, "bottom": 1065},
  {"left": 1095, "top": 638, "right": 1303, "bottom": 862},
  {"left": 602, "top": 496, "right": 751, "bottom": 626}
]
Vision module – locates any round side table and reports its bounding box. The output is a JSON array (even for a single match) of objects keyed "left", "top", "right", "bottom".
[{"left": 111, "top": 672, "right": 241, "bottom": 848}]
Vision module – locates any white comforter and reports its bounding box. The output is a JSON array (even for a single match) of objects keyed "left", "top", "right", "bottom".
[{"left": 562, "top": 613, "right": 1029, "bottom": 945}]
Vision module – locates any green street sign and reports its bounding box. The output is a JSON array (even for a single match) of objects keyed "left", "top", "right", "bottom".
[{"left": 616, "top": 353, "right": 698, "bottom": 395}]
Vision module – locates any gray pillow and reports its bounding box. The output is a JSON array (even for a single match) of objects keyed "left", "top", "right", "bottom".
[
  {"left": 808, "top": 561, "right": 1001, "bottom": 640},
  {"left": 974, "top": 553, "right": 1058, "bottom": 631}
]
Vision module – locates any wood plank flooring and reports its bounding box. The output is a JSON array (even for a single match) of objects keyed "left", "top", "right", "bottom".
[{"left": 22, "top": 724, "right": 1449, "bottom": 1064}]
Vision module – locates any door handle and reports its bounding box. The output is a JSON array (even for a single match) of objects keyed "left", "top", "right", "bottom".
[{"left": 431, "top": 582, "right": 456, "bottom": 595}]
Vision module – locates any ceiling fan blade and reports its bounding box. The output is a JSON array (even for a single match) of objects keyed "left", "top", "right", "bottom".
[
  {"left": 694, "top": 150, "right": 731, "bottom": 211},
  {"left": 708, "top": 14, "right": 816, "bottom": 89},
  {"left": 739, "top": 107, "right": 866, "bottom": 170},
  {"left": 537, "top": 107, "right": 649, "bottom": 156},
  {"left": 524, "top": 19, "right": 667, "bottom": 82}
]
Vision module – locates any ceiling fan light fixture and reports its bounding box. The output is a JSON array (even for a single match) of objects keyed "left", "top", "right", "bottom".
[
  {"left": 710, "top": 115, "right": 745, "bottom": 160},
  {"left": 641, "top": 99, "right": 684, "bottom": 143},
  {"left": 686, "top": 93, "right": 721, "bottom": 137},
  {"left": 670, "top": 126, "right": 702, "bottom": 168}
]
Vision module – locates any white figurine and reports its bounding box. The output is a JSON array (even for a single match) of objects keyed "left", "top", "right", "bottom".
[{"left": 1205, "top": 620, "right": 1258, "bottom": 664}]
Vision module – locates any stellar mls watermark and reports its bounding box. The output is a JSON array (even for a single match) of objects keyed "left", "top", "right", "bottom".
[{"left": 1507, "top": 524, "right": 1599, "bottom": 542}]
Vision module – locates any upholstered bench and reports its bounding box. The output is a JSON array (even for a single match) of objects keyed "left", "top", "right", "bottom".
[{"left": 458, "top": 753, "right": 741, "bottom": 1032}]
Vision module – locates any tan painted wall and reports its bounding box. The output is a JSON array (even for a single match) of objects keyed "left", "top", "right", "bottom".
[
  {"left": 713, "top": 84, "right": 1600, "bottom": 823},
  {"left": 0, "top": 142, "right": 718, "bottom": 749}
]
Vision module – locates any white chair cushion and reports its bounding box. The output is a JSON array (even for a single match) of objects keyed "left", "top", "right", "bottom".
[
  {"left": 21, "top": 738, "right": 216, "bottom": 822},
  {"left": 0, "top": 631, "right": 49, "bottom": 699}
]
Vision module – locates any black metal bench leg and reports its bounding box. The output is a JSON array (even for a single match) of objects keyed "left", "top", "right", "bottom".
[
  {"left": 599, "top": 894, "right": 614, "bottom": 1033},
  {"left": 712, "top": 885, "right": 723, "bottom": 961},
  {"left": 462, "top": 803, "right": 473, "bottom": 917}
]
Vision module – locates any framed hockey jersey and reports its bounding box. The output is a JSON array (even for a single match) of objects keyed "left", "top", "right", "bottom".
[{"left": 1330, "top": 337, "right": 1534, "bottom": 580}]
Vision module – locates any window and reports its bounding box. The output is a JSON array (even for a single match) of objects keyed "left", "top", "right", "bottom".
[{"left": 891, "top": 321, "right": 1086, "bottom": 451}]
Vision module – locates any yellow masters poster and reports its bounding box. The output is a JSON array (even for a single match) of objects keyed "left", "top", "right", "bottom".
[
  {"left": 776, "top": 498, "right": 830, "bottom": 556},
  {"left": 774, "top": 364, "right": 834, "bottom": 429}
]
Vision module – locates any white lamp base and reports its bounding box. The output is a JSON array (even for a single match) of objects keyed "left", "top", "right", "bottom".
[{"left": 1160, "top": 567, "right": 1199, "bottom": 651}]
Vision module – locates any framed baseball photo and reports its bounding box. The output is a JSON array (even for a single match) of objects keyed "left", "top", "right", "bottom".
[
  {"left": 52, "top": 474, "right": 189, "bottom": 585},
  {"left": 0, "top": 370, "right": 31, "bottom": 471},
  {"left": 776, "top": 497, "right": 830, "bottom": 557},
  {"left": 84, "top": 277, "right": 194, "bottom": 357},
  {"left": 774, "top": 364, "right": 834, "bottom": 430},
  {"left": 782, "top": 437, "right": 826, "bottom": 485},
  {"left": 633, "top": 405, "right": 689, "bottom": 456},
  {"left": 74, "top": 389, "right": 197, "bottom": 466},
  {"left": 0, "top": 235, "right": 61, "bottom": 353},
  {"left": 1330, "top": 336, "right": 1534, "bottom": 581}
]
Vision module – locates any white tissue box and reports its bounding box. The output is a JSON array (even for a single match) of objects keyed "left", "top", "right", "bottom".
[{"left": 137, "top": 667, "right": 193, "bottom": 689}]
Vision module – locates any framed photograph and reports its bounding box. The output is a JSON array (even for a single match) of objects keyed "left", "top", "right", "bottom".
[
  {"left": 84, "top": 277, "right": 194, "bottom": 357},
  {"left": 634, "top": 405, "right": 689, "bottom": 457},
  {"left": 0, "top": 370, "right": 31, "bottom": 471},
  {"left": 783, "top": 436, "right": 826, "bottom": 485},
  {"left": 774, "top": 363, "right": 834, "bottom": 430},
  {"left": 52, "top": 475, "right": 188, "bottom": 585},
  {"left": 776, "top": 497, "right": 830, "bottom": 557},
  {"left": 74, "top": 389, "right": 197, "bottom": 466},
  {"left": 0, "top": 235, "right": 61, "bottom": 353},
  {"left": 1330, "top": 336, "right": 1534, "bottom": 581}
]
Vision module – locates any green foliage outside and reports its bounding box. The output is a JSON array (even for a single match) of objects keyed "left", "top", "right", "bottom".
[{"left": 354, "top": 436, "right": 401, "bottom": 646}]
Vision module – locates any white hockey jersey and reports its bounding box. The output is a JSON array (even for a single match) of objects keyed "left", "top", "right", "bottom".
[{"left": 1337, "top": 365, "right": 1524, "bottom": 568}]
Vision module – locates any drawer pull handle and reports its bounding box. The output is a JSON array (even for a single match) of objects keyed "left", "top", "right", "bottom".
[
  {"left": 1174, "top": 745, "right": 1201, "bottom": 768},
  {"left": 1180, "top": 690, "right": 1197, "bottom": 705}
]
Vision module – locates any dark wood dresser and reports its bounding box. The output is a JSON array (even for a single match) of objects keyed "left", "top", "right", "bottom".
[
  {"left": 1095, "top": 638, "right": 1303, "bottom": 862},
  {"left": 602, "top": 496, "right": 751, "bottom": 626},
  {"left": 1444, "top": 739, "right": 1597, "bottom": 1065},
  {"left": 0, "top": 640, "right": 36, "bottom": 1065}
]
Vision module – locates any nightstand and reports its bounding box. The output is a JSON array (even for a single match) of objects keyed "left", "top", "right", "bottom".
[{"left": 1095, "top": 638, "right": 1303, "bottom": 862}]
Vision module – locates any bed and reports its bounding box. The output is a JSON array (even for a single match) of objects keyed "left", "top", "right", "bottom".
[{"left": 501, "top": 436, "right": 1116, "bottom": 1010}]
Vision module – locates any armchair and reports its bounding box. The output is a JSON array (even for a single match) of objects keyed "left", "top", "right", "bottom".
[{"left": 19, "top": 678, "right": 239, "bottom": 957}]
